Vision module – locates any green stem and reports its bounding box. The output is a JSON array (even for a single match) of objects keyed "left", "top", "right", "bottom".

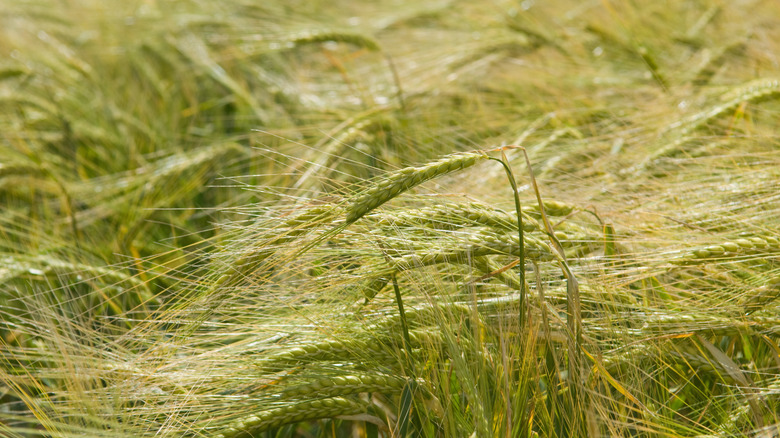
[
  {"left": 391, "top": 273, "right": 413, "bottom": 366},
  {"left": 391, "top": 274, "right": 413, "bottom": 438},
  {"left": 517, "top": 147, "right": 585, "bottom": 435},
  {"left": 489, "top": 155, "right": 526, "bottom": 330}
]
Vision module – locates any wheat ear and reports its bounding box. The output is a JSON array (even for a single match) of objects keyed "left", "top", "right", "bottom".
[
  {"left": 346, "top": 151, "right": 488, "bottom": 224},
  {"left": 260, "top": 337, "right": 399, "bottom": 369},
  {"left": 290, "top": 30, "right": 381, "bottom": 51},
  {"left": 214, "top": 397, "right": 368, "bottom": 438},
  {"left": 374, "top": 202, "right": 541, "bottom": 232},
  {"left": 674, "top": 235, "right": 779, "bottom": 264},
  {"left": 358, "top": 228, "right": 594, "bottom": 300},
  {"left": 282, "top": 373, "right": 407, "bottom": 399},
  {"left": 668, "top": 78, "right": 780, "bottom": 134}
]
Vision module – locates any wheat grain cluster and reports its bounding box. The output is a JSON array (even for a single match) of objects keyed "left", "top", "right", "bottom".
[{"left": 0, "top": 0, "right": 779, "bottom": 437}]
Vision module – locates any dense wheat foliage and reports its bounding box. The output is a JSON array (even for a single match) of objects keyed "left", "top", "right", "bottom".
[{"left": 1, "top": 0, "right": 779, "bottom": 437}]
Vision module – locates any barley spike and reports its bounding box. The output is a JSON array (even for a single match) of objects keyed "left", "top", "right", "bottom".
[
  {"left": 214, "top": 397, "right": 368, "bottom": 438},
  {"left": 282, "top": 373, "right": 406, "bottom": 399},
  {"left": 346, "top": 151, "right": 488, "bottom": 224}
]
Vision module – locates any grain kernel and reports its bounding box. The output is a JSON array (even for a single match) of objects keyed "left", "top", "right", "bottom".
[
  {"left": 749, "top": 237, "right": 768, "bottom": 248},
  {"left": 722, "top": 242, "right": 739, "bottom": 252}
]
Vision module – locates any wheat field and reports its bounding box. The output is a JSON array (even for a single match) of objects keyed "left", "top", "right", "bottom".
[{"left": 1, "top": 0, "right": 779, "bottom": 437}]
